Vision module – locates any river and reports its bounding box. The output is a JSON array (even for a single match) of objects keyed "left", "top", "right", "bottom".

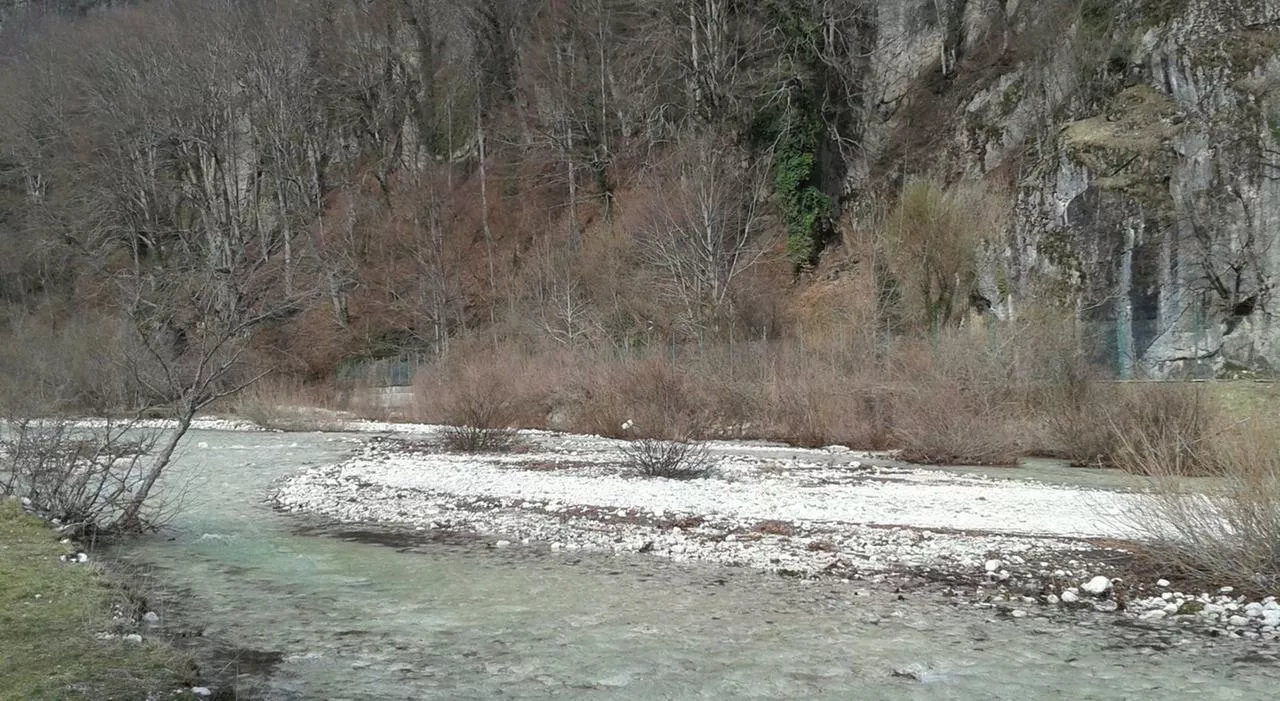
[{"left": 110, "top": 428, "right": 1280, "bottom": 700}]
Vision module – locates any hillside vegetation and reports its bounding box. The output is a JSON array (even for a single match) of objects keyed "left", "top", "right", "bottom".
[{"left": 0, "top": 0, "right": 1277, "bottom": 460}]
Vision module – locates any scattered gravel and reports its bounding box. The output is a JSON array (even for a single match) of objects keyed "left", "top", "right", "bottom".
[
  {"left": 68, "top": 416, "right": 265, "bottom": 432},
  {"left": 273, "top": 427, "right": 1280, "bottom": 641}
]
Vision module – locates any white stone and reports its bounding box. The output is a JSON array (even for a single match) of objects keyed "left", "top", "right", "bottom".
[
  {"left": 1081, "top": 576, "right": 1112, "bottom": 595},
  {"left": 1261, "top": 611, "right": 1280, "bottom": 628},
  {"left": 494, "top": 540, "right": 511, "bottom": 548},
  {"left": 142, "top": 611, "right": 160, "bottom": 624},
  {"left": 191, "top": 688, "right": 212, "bottom": 697},
  {"left": 1061, "top": 590, "right": 1080, "bottom": 603},
  {"left": 1011, "top": 609, "right": 1028, "bottom": 618},
  {"left": 1140, "top": 610, "right": 1167, "bottom": 621},
  {"left": 984, "top": 559, "right": 1002, "bottom": 572},
  {"left": 1156, "top": 579, "right": 1171, "bottom": 587},
  {"left": 123, "top": 634, "right": 143, "bottom": 644},
  {"left": 1220, "top": 586, "right": 1235, "bottom": 594},
  {"left": 1228, "top": 615, "right": 1250, "bottom": 627},
  {"left": 1245, "top": 602, "right": 1264, "bottom": 617},
  {"left": 1046, "top": 594, "right": 1059, "bottom": 604}
]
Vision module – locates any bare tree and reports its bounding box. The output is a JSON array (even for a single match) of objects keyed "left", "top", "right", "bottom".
[
  {"left": 637, "top": 134, "right": 772, "bottom": 334},
  {"left": 0, "top": 1, "right": 324, "bottom": 532}
]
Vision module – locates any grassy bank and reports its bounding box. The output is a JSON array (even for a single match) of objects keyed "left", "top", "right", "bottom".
[{"left": 0, "top": 501, "right": 195, "bottom": 700}]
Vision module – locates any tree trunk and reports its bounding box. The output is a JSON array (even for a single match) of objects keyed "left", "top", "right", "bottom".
[
  {"left": 478, "top": 113, "right": 497, "bottom": 305},
  {"left": 116, "top": 409, "right": 193, "bottom": 532}
]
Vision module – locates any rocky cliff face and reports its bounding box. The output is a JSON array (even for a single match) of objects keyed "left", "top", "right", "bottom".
[{"left": 849, "top": 0, "right": 1280, "bottom": 377}]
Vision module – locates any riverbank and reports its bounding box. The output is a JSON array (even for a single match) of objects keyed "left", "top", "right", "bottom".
[
  {"left": 0, "top": 501, "right": 208, "bottom": 699},
  {"left": 274, "top": 428, "right": 1280, "bottom": 642}
]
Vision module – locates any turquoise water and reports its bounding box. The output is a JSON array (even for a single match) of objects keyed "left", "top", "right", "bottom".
[{"left": 111, "top": 430, "right": 1279, "bottom": 700}]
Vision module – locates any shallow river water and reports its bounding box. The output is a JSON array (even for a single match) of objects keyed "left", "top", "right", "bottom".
[{"left": 111, "top": 429, "right": 1279, "bottom": 700}]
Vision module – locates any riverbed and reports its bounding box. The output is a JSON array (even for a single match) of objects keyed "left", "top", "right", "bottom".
[{"left": 111, "top": 428, "right": 1280, "bottom": 700}]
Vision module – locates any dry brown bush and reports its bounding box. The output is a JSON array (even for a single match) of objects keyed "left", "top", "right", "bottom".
[
  {"left": 410, "top": 347, "right": 575, "bottom": 452},
  {"left": 562, "top": 355, "right": 712, "bottom": 440},
  {"left": 1114, "top": 419, "right": 1280, "bottom": 590},
  {"left": 1000, "top": 310, "right": 1123, "bottom": 464},
  {"left": 230, "top": 377, "right": 350, "bottom": 432},
  {"left": 434, "top": 372, "right": 520, "bottom": 453},
  {"left": 1110, "top": 384, "right": 1220, "bottom": 476},
  {"left": 412, "top": 344, "right": 575, "bottom": 429},
  {"left": 889, "top": 332, "right": 1024, "bottom": 465},
  {"left": 1039, "top": 378, "right": 1219, "bottom": 472},
  {"left": 389, "top": 302, "right": 1226, "bottom": 468},
  {"left": 880, "top": 180, "right": 1008, "bottom": 333},
  {"left": 1038, "top": 362, "right": 1120, "bottom": 466},
  {"left": 763, "top": 372, "right": 892, "bottom": 450},
  {"left": 556, "top": 341, "right": 892, "bottom": 448}
]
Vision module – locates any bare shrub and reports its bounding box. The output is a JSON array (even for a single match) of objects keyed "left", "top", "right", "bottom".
[
  {"left": 231, "top": 377, "right": 350, "bottom": 432},
  {"left": 766, "top": 376, "right": 892, "bottom": 450},
  {"left": 440, "top": 424, "right": 520, "bottom": 452},
  {"left": 894, "top": 390, "right": 1022, "bottom": 465},
  {"left": 623, "top": 437, "right": 713, "bottom": 480},
  {"left": 566, "top": 355, "right": 712, "bottom": 440},
  {"left": 1039, "top": 380, "right": 1215, "bottom": 471},
  {"left": 1114, "top": 419, "right": 1280, "bottom": 590},
  {"left": 891, "top": 334, "right": 1023, "bottom": 465},
  {"left": 1011, "top": 318, "right": 1128, "bottom": 465},
  {"left": 399, "top": 308, "right": 1226, "bottom": 468},
  {"left": 1040, "top": 370, "right": 1120, "bottom": 466},
  {"left": 427, "top": 359, "right": 523, "bottom": 453},
  {"left": 413, "top": 343, "right": 573, "bottom": 429},
  {"left": 1110, "top": 384, "right": 1219, "bottom": 475},
  {"left": 0, "top": 418, "right": 169, "bottom": 537}
]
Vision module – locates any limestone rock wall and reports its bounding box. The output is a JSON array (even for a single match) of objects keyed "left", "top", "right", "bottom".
[{"left": 853, "top": 0, "right": 1280, "bottom": 377}]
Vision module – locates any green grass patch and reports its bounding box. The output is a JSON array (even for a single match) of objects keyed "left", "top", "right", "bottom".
[
  {"left": 0, "top": 501, "right": 196, "bottom": 700},
  {"left": 1206, "top": 381, "right": 1280, "bottom": 424}
]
